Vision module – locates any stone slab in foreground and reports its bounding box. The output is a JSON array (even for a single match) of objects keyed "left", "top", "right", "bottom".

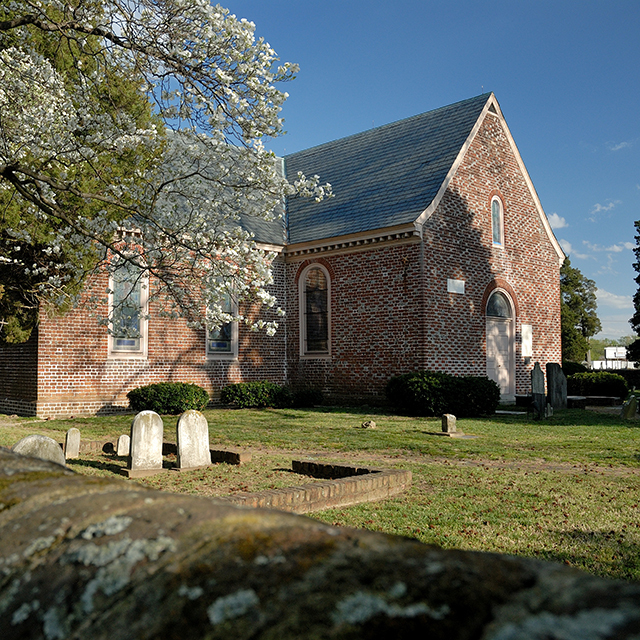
[{"left": 0, "top": 447, "right": 639, "bottom": 639}]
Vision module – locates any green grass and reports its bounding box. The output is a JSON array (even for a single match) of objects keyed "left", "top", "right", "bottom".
[{"left": 2, "top": 406, "right": 639, "bottom": 581}]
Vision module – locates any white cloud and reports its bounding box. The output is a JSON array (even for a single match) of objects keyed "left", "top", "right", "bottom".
[
  {"left": 596, "top": 289, "right": 633, "bottom": 309},
  {"left": 594, "top": 314, "right": 635, "bottom": 340},
  {"left": 589, "top": 200, "right": 621, "bottom": 221},
  {"left": 559, "top": 239, "right": 590, "bottom": 260},
  {"left": 608, "top": 141, "right": 632, "bottom": 152},
  {"left": 547, "top": 213, "right": 567, "bottom": 229},
  {"left": 583, "top": 240, "right": 634, "bottom": 253}
]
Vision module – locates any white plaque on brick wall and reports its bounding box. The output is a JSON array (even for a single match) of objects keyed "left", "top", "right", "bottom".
[
  {"left": 522, "top": 324, "right": 533, "bottom": 357},
  {"left": 447, "top": 279, "right": 465, "bottom": 294}
]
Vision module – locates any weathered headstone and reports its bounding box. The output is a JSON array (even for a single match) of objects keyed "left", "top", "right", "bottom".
[
  {"left": 117, "top": 434, "right": 130, "bottom": 456},
  {"left": 531, "top": 362, "right": 546, "bottom": 420},
  {"left": 442, "top": 414, "right": 459, "bottom": 434},
  {"left": 64, "top": 427, "right": 81, "bottom": 460},
  {"left": 124, "top": 411, "right": 164, "bottom": 478},
  {"left": 176, "top": 410, "right": 212, "bottom": 470},
  {"left": 12, "top": 434, "right": 66, "bottom": 467},
  {"left": 621, "top": 395, "right": 638, "bottom": 420},
  {"left": 546, "top": 362, "right": 567, "bottom": 410}
]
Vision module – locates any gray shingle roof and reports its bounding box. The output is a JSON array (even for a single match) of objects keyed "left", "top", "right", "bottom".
[{"left": 284, "top": 93, "right": 491, "bottom": 245}]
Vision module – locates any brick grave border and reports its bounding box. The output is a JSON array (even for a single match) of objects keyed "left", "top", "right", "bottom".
[{"left": 75, "top": 440, "right": 412, "bottom": 514}]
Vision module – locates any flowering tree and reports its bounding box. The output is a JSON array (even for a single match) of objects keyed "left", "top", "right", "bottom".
[{"left": 0, "top": 0, "right": 330, "bottom": 342}]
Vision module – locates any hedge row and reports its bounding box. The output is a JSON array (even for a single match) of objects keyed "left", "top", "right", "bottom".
[
  {"left": 127, "top": 382, "right": 209, "bottom": 414},
  {"left": 385, "top": 370, "right": 501, "bottom": 417},
  {"left": 220, "top": 381, "right": 324, "bottom": 409},
  {"left": 567, "top": 371, "right": 629, "bottom": 399}
]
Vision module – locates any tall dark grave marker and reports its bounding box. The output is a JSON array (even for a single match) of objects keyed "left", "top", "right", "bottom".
[
  {"left": 546, "top": 363, "right": 567, "bottom": 410},
  {"left": 531, "top": 362, "right": 546, "bottom": 420}
]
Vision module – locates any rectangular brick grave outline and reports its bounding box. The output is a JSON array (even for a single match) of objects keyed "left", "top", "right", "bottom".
[
  {"left": 218, "top": 460, "right": 412, "bottom": 514},
  {"left": 71, "top": 441, "right": 411, "bottom": 513}
]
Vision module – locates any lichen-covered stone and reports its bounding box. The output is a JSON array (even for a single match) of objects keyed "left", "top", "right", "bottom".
[{"left": 1, "top": 447, "right": 639, "bottom": 639}]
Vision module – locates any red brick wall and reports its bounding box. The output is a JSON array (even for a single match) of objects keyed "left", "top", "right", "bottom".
[
  {"left": 286, "top": 242, "right": 425, "bottom": 402},
  {"left": 285, "top": 112, "right": 562, "bottom": 401},
  {"left": 0, "top": 331, "right": 38, "bottom": 415},
  {"left": 1, "top": 111, "right": 561, "bottom": 414},
  {"left": 424, "top": 112, "right": 562, "bottom": 393},
  {"left": 32, "top": 259, "right": 287, "bottom": 417}
]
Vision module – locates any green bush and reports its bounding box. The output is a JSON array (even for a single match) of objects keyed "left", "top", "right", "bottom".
[
  {"left": 567, "top": 371, "right": 629, "bottom": 399},
  {"left": 220, "top": 381, "right": 287, "bottom": 408},
  {"left": 291, "top": 387, "right": 324, "bottom": 408},
  {"left": 127, "top": 382, "right": 209, "bottom": 414},
  {"left": 386, "top": 370, "right": 500, "bottom": 417},
  {"left": 562, "top": 361, "right": 588, "bottom": 376},
  {"left": 601, "top": 368, "right": 640, "bottom": 391}
]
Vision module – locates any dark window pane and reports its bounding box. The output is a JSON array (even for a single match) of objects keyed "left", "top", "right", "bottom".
[
  {"left": 487, "top": 291, "right": 511, "bottom": 318},
  {"left": 305, "top": 269, "right": 328, "bottom": 352}
]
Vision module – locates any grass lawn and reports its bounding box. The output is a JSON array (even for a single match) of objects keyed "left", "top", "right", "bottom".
[{"left": 1, "top": 405, "right": 639, "bottom": 582}]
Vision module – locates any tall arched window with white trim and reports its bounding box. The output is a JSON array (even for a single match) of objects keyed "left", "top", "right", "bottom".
[
  {"left": 491, "top": 196, "right": 504, "bottom": 246},
  {"left": 300, "top": 265, "right": 330, "bottom": 356}
]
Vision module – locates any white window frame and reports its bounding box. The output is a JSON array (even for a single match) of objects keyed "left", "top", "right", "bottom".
[
  {"left": 299, "top": 263, "right": 331, "bottom": 358},
  {"left": 206, "top": 294, "right": 238, "bottom": 361},
  {"left": 491, "top": 195, "right": 505, "bottom": 247},
  {"left": 108, "top": 262, "right": 149, "bottom": 359}
]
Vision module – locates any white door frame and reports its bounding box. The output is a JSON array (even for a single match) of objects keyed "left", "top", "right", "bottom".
[{"left": 486, "top": 290, "right": 515, "bottom": 399}]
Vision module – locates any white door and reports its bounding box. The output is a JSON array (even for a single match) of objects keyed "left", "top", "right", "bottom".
[{"left": 486, "top": 317, "right": 513, "bottom": 394}]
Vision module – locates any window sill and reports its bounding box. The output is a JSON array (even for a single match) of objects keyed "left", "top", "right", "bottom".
[
  {"left": 207, "top": 354, "right": 239, "bottom": 361},
  {"left": 107, "top": 352, "right": 148, "bottom": 360},
  {"left": 300, "top": 353, "right": 331, "bottom": 360}
]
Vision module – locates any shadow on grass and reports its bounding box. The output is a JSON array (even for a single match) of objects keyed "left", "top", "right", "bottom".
[
  {"left": 541, "top": 528, "right": 640, "bottom": 581},
  {"left": 67, "top": 458, "right": 124, "bottom": 476}
]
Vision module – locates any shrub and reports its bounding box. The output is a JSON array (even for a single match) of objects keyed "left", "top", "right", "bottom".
[
  {"left": 386, "top": 370, "right": 500, "bottom": 417},
  {"left": 562, "top": 361, "right": 588, "bottom": 376},
  {"left": 567, "top": 371, "right": 629, "bottom": 399},
  {"left": 291, "top": 387, "right": 324, "bottom": 408},
  {"left": 220, "top": 381, "right": 289, "bottom": 408},
  {"left": 127, "top": 382, "right": 209, "bottom": 414}
]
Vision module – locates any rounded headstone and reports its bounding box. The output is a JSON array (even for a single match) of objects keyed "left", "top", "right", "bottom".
[
  {"left": 129, "top": 410, "right": 164, "bottom": 473},
  {"left": 176, "top": 410, "right": 211, "bottom": 469},
  {"left": 12, "top": 434, "right": 66, "bottom": 467},
  {"left": 64, "top": 427, "right": 81, "bottom": 460}
]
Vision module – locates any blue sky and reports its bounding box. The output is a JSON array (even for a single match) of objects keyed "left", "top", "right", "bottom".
[{"left": 232, "top": 0, "right": 640, "bottom": 339}]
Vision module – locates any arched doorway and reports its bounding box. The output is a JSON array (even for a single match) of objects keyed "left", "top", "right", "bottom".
[{"left": 486, "top": 290, "right": 515, "bottom": 397}]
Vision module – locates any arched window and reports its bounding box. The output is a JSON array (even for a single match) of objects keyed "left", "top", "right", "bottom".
[
  {"left": 109, "top": 261, "right": 148, "bottom": 357},
  {"left": 300, "top": 265, "right": 330, "bottom": 356},
  {"left": 491, "top": 196, "right": 504, "bottom": 246},
  {"left": 486, "top": 290, "right": 512, "bottom": 318}
]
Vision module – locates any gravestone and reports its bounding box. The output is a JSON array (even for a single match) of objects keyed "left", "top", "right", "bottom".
[
  {"left": 546, "top": 363, "right": 567, "bottom": 410},
  {"left": 12, "top": 434, "right": 66, "bottom": 467},
  {"left": 117, "top": 434, "right": 130, "bottom": 456},
  {"left": 176, "top": 410, "right": 212, "bottom": 470},
  {"left": 125, "top": 411, "right": 164, "bottom": 478},
  {"left": 621, "top": 395, "right": 637, "bottom": 420},
  {"left": 442, "top": 414, "right": 459, "bottom": 434},
  {"left": 64, "top": 428, "right": 81, "bottom": 460},
  {"left": 531, "top": 362, "right": 547, "bottom": 420}
]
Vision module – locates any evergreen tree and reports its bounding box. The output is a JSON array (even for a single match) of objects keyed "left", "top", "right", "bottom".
[
  {"left": 560, "top": 257, "right": 601, "bottom": 362},
  {"left": 627, "top": 221, "right": 640, "bottom": 361}
]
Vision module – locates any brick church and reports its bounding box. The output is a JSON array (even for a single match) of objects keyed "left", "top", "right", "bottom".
[{"left": 0, "top": 93, "right": 564, "bottom": 417}]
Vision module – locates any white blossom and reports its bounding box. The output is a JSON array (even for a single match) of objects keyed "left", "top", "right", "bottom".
[{"left": 0, "top": 1, "right": 331, "bottom": 335}]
